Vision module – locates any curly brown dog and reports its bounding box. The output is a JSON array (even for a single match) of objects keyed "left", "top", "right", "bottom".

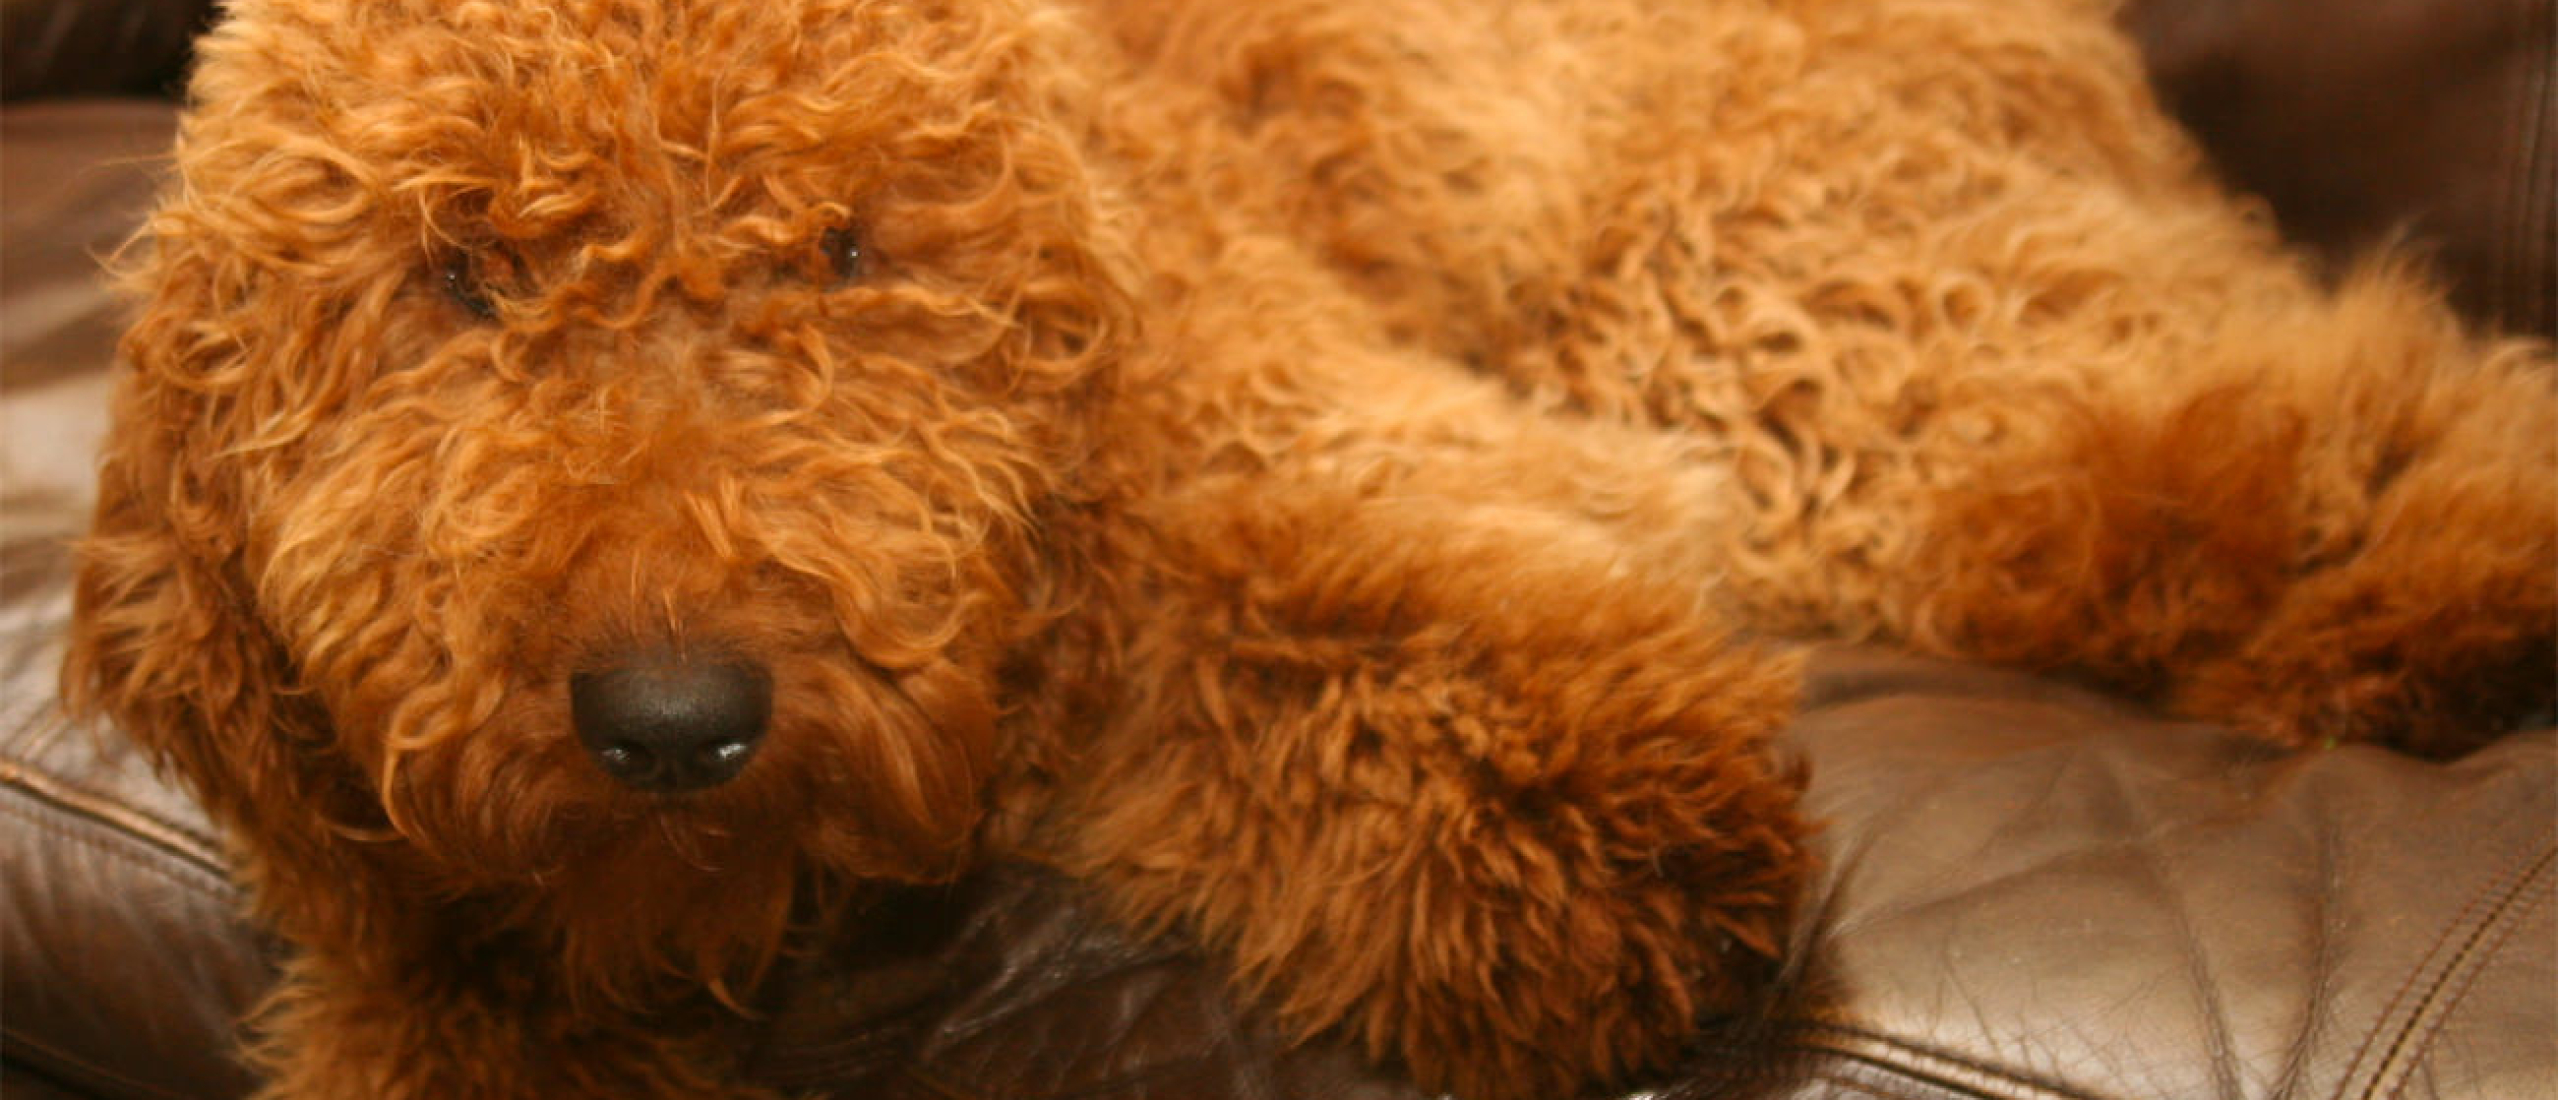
[{"left": 66, "top": 0, "right": 2555, "bottom": 1096}]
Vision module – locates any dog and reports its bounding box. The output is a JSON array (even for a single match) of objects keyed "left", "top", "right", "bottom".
[{"left": 66, "top": 0, "right": 2556, "bottom": 1096}]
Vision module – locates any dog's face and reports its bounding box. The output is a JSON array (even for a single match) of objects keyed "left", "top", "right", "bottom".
[{"left": 73, "top": 0, "right": 1129, "bottom": 977}]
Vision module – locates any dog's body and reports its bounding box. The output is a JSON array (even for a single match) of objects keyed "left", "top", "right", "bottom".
[{"left": 68, "top": 0, "right": 2555, "bottom": 1097}]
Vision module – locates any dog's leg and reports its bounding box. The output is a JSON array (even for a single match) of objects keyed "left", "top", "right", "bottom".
[
  {"left": 2146, "top": 292, "right": 2557, "bottom": 754},
  {"left": 1046, "top": 478, "right": 1810, "bottom": 1100},
  {"left": 244, "top": 947, "right": 776, "bottom": 1100},
  {"left": 1881, "top": 273, "right": 2557, "bottom": 755}
]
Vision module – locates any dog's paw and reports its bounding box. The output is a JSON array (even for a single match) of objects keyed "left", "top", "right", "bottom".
[
  {"left": 1080, "top": 622, "right": 1815, "bottom": 1100},
  {"left": 1066, "top": 484, "right": 1820, "bottom": 1097},
  {"left": 1342, "top": 733, "right": 1812, "bottom": 1100},
  {"left": 2176, "top": 565, "right": 2556, "bottom": 756}
]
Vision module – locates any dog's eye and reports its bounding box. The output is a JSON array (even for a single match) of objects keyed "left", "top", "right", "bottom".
[
  {"left": 820, "top": 226, "right": 865, "bottom": 284},
  {"left": 441, "top": 254, "right": 498, "bottom": 321}
]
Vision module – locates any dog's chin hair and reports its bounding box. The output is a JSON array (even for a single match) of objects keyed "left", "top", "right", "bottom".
[
  {"left": 529, "top": 833, "right": 806, "bottom": 1011},
  {"left": 385, "top": 743, "right": 962, "bottom": 882},
  {"left": 531, "top": 796, "right": 983, "bottom": 1010},
  {"left": 379, "top": 728, "right": 979, "bottom": 1010}
]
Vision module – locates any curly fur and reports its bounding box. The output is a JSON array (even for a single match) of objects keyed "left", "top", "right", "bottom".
[{"left": 65, "top": 0, "right": 2555, "bottom": 1097}]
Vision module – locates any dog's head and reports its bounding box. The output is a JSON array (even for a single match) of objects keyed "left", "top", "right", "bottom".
[{"left": 66, "top": 0, "right": 1132, "bottom": 994}]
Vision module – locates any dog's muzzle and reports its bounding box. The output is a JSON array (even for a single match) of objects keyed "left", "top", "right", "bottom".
[{"left": 570, "top": 656, "right": 773, "bottom": 793}]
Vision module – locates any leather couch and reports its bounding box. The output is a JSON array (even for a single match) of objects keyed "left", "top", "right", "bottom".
[{"left": 5, "top": 2, "right": 2552, "bottom": 1097}]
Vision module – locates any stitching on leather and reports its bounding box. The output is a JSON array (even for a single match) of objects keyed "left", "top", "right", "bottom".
[
  {"left": 2519, "top": 0, "right": 2557, "bottom": 331},
  {"left": 2495, "top": 0, "right": 2557, "bottom": 331},
  {"left": 0, "top": 735, "right": 230, "bottom": 867},
  {"left": 2363, "top": 846, "right": 2552, "bottom": 1100},
  {"left": 0, "top": 795, "right": 241, "bottom": 904},
  {"left": 1, "top": 1024, "right": 220, "bottom": 1100},
  {"left": 2324, "top": 833, "right": 2515, "bottom": 1095},
  {"left": 0, "top": 610, "right": 230, "bottom": 862},
  {"left": 1804, "top": 1066, "right": 1925, "bottom": 1100},
  {"left": 1777, "top": 1022, "right": 2110, "bottom": 1100},
  {"left": 2492, "top": 0, "right": 2522, "bottom": 324},
  {"left": 2486, "top": 0, "right": 2547, "bottom": 326},
  {"left": 2334, "top": 834, "right": 2556, "bottom": 1100}
]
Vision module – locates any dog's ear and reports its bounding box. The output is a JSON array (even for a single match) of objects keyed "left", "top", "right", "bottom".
[{"left": 63, "top": 225, "right": 392, "bottom": 941}]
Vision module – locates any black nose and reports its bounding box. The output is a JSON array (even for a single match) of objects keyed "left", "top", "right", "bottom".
[{"left": 570, "top": 657, "right": 772, "bottom": 793}]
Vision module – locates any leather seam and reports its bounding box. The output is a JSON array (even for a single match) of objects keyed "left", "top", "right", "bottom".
[
  {"left": 1, "top": 1025, "right": 222, "bottom": 1100},
  {"left": 1778, "top": 1022, "right": 2110, "bottom": 1100},
  {"left": 2494, "top": 0, "right": 2556, "bottom": 330},
  {"left": 2526, "top": 0, "right": 2557, "bottom": 330},
  {"left": 0, "top": 740, "right": 231, "bottom": 872},
  {"left": 0, "top": 794, "right": 241, "bottom": 904},
  {"left": 2334, "top": 837, "right": 2555, "bottom": 1100},
  {"left": 1802, "top": 1067, "right": 1916, "bottom": 1100}
]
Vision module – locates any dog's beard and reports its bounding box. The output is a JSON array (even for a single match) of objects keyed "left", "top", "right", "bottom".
[{"left": 364, "top": 633, "right": 1002, "bottom": 1005}]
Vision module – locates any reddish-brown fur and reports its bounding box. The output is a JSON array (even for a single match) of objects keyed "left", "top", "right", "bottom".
[{"left": 65, "top": 0, "right": 2555, "bottom": 1097}]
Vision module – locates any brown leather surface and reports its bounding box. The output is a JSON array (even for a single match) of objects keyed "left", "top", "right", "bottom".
[
  {"left": 2, "top": 99, "right": 272, "bottom": 1100},
  {"left": 7, "top": 1063, "right": 99, "bottom": 1100},
  {"left": 0, "top": 0, "right": 213, "bottom": 101},
  {"left": 2124, "top": 0, "right": 2558, "bottom": 339},
  {"left": 1736, "top": 660, "right": 2556, "bottom": 1100},
  {"left": 4, "top": 49, "right": 2554, "bottom": 1100}
]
